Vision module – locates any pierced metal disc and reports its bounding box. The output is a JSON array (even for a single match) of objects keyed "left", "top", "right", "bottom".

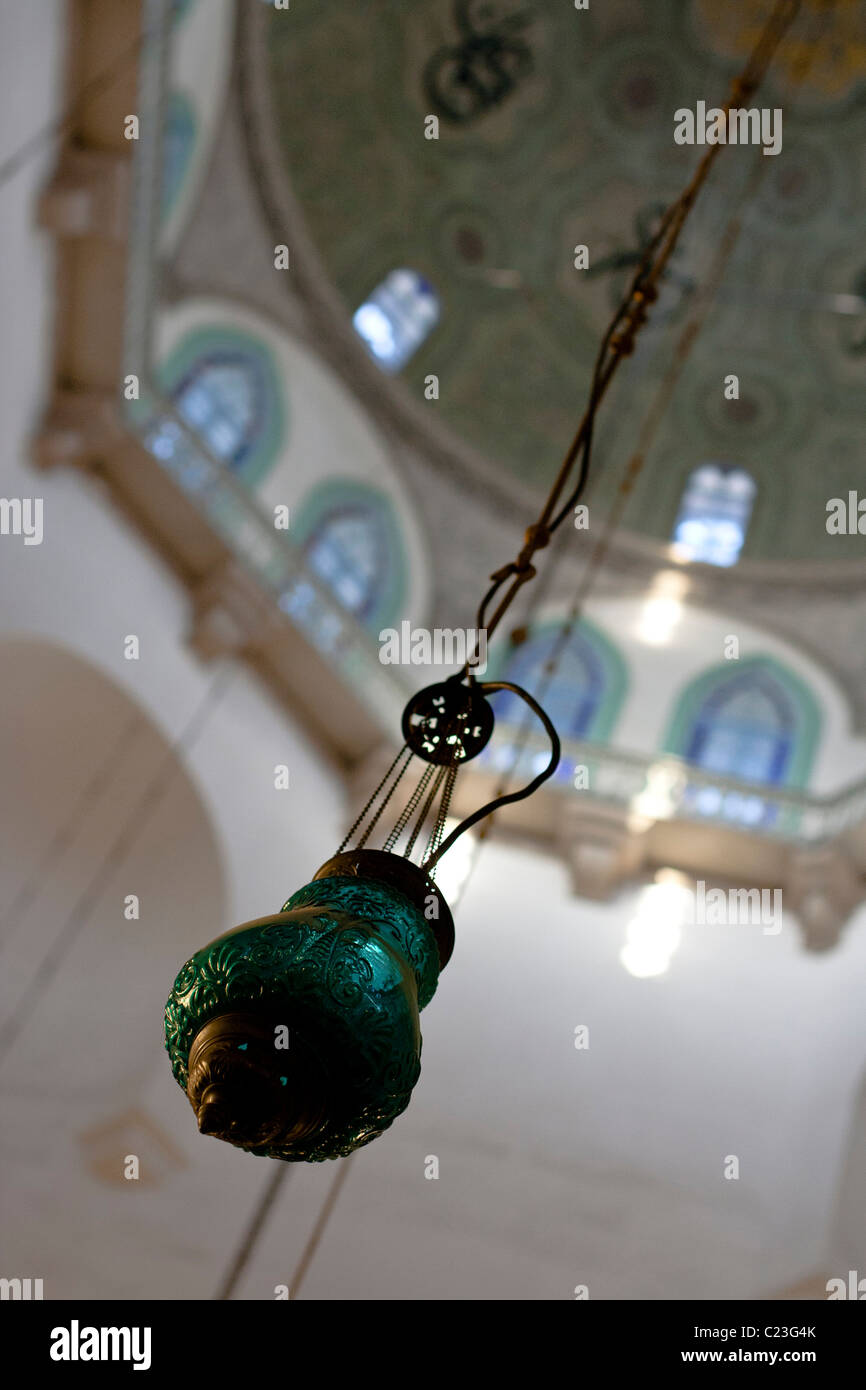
[{"left": 401, "top": 680, "right": 495, "bottom": 766}]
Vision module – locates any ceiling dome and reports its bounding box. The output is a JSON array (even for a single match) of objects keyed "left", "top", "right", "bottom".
[{"left": 242, "top": 0, "right": 866, "bottom": 570}]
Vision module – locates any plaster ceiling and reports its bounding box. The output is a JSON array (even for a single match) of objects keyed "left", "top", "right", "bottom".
[{"left": 245, "top": 0, "right": 866, "bottom": 566}]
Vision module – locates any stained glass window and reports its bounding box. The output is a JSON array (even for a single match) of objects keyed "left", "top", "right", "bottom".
[
  {"left": 304, "top": 506, "right": 387, "bottom": 620},
  {"left": 684, "top": 671, "right": 795, "bottom": 786},
  {"left": 495, "top": 629, "right": 606, "bottom": 739},
  {"left": 669, "top": 660, "right": 820, "bottom": 829},
  {"left": 145, "top": 349, "right": 269, "bottom": 487},
  {"left": 353, "top": 269, "right": 440, "bottom": 372},
  {"left": 672, "top": 464, "right": 756, "bottom": 567}
]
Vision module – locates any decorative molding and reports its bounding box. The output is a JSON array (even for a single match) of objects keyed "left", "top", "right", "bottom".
[
  {"left": 189, "top": 558, "right": 285, "bottom": 660},
  {"left": 37, "top": 148, "right": 132, "bottom": 242},
  {"left": 32, "top": 389, "right": 126, "bottom": 472}
]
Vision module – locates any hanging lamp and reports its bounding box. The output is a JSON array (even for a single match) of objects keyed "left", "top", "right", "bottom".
[
  {"left": 164, "top": 674, "right": 559, "bottom": 1161},
  {"left": 163, "top": 0, "right": 802, "bottom": 1161}
]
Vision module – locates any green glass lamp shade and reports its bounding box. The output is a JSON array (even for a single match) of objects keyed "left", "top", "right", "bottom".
[{"left": 163, "top": 850, "right": 454, "bottom": 1162}]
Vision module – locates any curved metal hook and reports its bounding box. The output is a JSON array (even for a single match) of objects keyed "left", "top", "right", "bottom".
[{"left": 422, "top": 680, "right": 560, "bottom": 872}]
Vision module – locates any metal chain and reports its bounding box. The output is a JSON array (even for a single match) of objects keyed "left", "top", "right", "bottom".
[
  {"left": 404, "top": 765, "right": 450, "bottom": 860},
  {"left": 383, "top": 761, "right": 438, "bottom": 853},
  {"left": 424, "top": 762, "right": 460, "bottom": 874},
  {"left": 339, "top": 744, "right": 413, "bottom": 852}
]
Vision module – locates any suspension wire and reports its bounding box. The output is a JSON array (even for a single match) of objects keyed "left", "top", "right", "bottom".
[
  {"left": 0, "top": 16, "right": 156, "bottom": 193},
  {"left": 216, "top": 1164, "right": 289, "bottom": 1300},
  {"left": 217, "top": 0, "right": 817, "bottom": 1315},
  {"left": 0, "top": 663, "right": 239, "bottom": 1064},
  {"left": 463, "top": 0, "right": 803, "bottom": 669},
  {"left": 235, "top": 0, "right": 823, "bottom": 1310},
  {"left": 0, "top": 713, "right": 143, "bottom": 947},
  {"left": 288, "top": 1154, "right": 356, "bottom": 1300},
  {"left": 346, "top": 700, "right": 468, "bottom": 863},
  {"left": 467, "top": 0, "right": 828, "bottom": 861},
  {"left": 344, "top": 0, "right": 804, "bottom": 875},
  {"left": 475, "top": 177, "right": 775, "bottom": 844}
]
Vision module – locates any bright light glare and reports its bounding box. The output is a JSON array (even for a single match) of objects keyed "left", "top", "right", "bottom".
[
  {"left": 636, "top": 571, "right": 688, "bottom": 646},
  {"left": 353, "top": 303, "right": 396, "bottom": 359},
  {"left": 637, "top": 595, "right": 683, "bottom": 645},
  {"left": 620, "top": 870, "right": 692, "bottom": 978},
  {"left": 619, "top": 941, "right": 671, "bottom": 978},
  {"left": 629, "top": 761, "right": 684, "bottom": 821},
  {"left": 433, "top": 820, "right": 477, "bottom": 905}
]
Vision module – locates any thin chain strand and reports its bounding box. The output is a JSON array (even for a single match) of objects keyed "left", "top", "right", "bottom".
[{"left": 339, "top": 745, "right": 413, "bottom": 852}]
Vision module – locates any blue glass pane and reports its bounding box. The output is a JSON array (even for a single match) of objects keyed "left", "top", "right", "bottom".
[
  {"left": 673, "top": 465, "right": 755, "bottom": 566},
  {"left": 495, "top": 631, "right": 604, "bottom": 739},
  {"left": 684, "top": 671, "right": 794, "bottom": 786},
  {"left": 172, "top": 355, "right": 264, "bottom": 469},
  {"left": 354, "top": 269, "right": 440, "bottom": 372},
  {"left": 304, "top": 508, "right": 386, "bottom": 619}
]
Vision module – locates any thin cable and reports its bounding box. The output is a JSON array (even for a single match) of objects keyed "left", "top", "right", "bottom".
[
  {"left": 0, "top": 713, "right": 142, "bottom": 946},
  {"left": 289, "top": 1155, "right": 355, "bottom": 1300},
  {"left": 0, "top": 664, "right": 238, "bottom": 1064},
  {"left": 0, "top": 26, "right": 150, "bottom": 193},
  {"left": 470, "top": 0, "right": 828, "bottom": 855},
  {"left": 463, "top": 0, "right": 803, "bottom": 660},
  {"left": 216, "top": 1164, "right": 289, "bottom": 1301}
]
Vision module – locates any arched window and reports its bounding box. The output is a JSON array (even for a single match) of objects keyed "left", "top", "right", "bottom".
[
  {"left": 683, "top": 673, "right": 795, "bottom": 785},
  {"left": 284, "top": 480, "right": 408, "bottom": 635},
  {"left": 171, "top": 354, "right": 267, "bottom": 469},
  {"left": 483, "top": 621, "right": 628, "bottom": 777},
  {"left": 663, "top": 657, "right": 821, "bottom": 826},
  {"left": 353, "top": 269, "right": 440, "bottom": 372},
  {"left": 495, "top": 629, "right": 606, "bottom": 739},
  {"left": 145, "top": 328, "right": 285, "bottom": 491},
  {"left": 672, "top": 464, "right": 756, "bottom": 567},
  {"left": 304, "top": 506, "right": 388, "bottom": 621}
]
